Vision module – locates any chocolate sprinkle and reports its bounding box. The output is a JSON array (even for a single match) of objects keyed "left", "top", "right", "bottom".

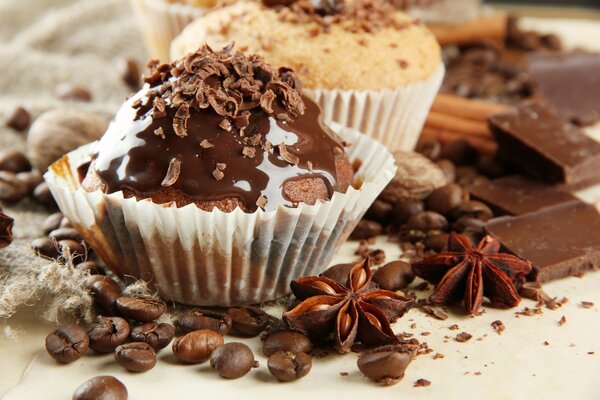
[{"left": 200, "top": 139, "right": 214, "bottom": 149}]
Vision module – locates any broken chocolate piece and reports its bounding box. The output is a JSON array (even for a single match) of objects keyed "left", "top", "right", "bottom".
[
  {"left": 486, "top": 200, "right": 600, "bottom": 282},
  {"left": 489, "top": 103, "right": 600, "bottom": 188},
  {"left": 469, "top": 175, "right": 576, "bottom": 216}
]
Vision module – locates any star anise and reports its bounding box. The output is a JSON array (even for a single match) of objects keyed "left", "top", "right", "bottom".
[
  {"left": 412, "top": 233, "right": 532, "bottom": 315},
  {"left": 283, "top": 258, "right": 413, "bottom": 353},
  {"left": 0, "top": 209, "right": 14, "bottom": 250}
]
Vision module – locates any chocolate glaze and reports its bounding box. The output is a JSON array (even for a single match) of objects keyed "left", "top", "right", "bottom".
[{"left": 89, "top": 86, "right": 345, "bottom": 212}]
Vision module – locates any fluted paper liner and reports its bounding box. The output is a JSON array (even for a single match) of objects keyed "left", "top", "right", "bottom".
[
  {"left": 130, "top": 0, "right": 207, "bottom": 62},
  {"left": 44, "top": 123, "right": 396, "bottom": 306},
  {"left": 304, "top": 64, "right": 444, "bottom": 152}
]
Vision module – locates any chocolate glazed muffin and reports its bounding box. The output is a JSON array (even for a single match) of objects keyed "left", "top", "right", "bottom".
[{"left": 81, "top": 45, "right": 353, "bottom": 212}]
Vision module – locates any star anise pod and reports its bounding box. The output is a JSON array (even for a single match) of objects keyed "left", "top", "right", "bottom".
[
  {"left": 0, "top": 209, "right": 14, "bottom": 250},
  {"left": 283, "top": 258, "right": 413, "bottom": 353},
  {"left": 412, "top": 233, "right": 532, "bottom": 315}
]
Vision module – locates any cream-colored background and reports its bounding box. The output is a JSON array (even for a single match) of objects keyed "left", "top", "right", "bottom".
[{"left": 0, "top": 0, "right": 599, "bottom": 398}]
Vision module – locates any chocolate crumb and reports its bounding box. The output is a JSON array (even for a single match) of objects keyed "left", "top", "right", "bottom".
[
  {"left": 242, "top": 147, "right": 256, "bottom": 159},
  {"left": 543, "top": 341, "right": 550, "bottom": 346},
  {"left": 433, "top": 353, "right": 444, "bottom": 360},
  {"left": 256, "top": 195, "right": 268, "bottom": 210},
  {"left": 421, "top": 305, "right": 448, "bottom": 320},
  {"left": 448, "top": 324, "right": 459, "bottom": 331},
  {"left": 455, "top": 332, "right": 473, "bottom": 343},
  {"left": 216, "top": 163, "right": 227, "bottom": 171},
  {"left": 212, "top": 167, "right": 225, "bottom": 181},
  {"left": 339, "top": 372, "right": 349, "bottom": 377},
  {"left": 410, "top": 323, "right": 417, "bottom": 329},
  {"left": 491, "top": 320, "right": 505, "bottom": 335},
  {"left": 161, "top": 158, "right": 181, "bottom": 187},
  {"left": 414, "top": 379, "right": 431, "bottom": 387},
  {"left": 420, "top": 332, "right": 431, "bottom": 336},
  {"left": 581, "top": 301, "right": 594, "bottom": 309},
  {"left": 588, "top": 352, "right": 595, "bottom": 355},
  {"left": 474, "top": 372, "right": 482, "bottom": 376},
  {"left": 219, "top": 118, "right": 232, "bottom": 131},
  {"left": 558, "top": 316, "right": 567, "bottom": 326},
  {"left": 397, "top": 59, "right": 409, "bottom": 69},
  {"left": 200, "top": 139, "right": 214, "bottom": 149}
]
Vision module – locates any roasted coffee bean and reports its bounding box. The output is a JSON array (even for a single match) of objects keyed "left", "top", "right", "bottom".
[
  {"left": 227, "top": 306, "right": 269, "bottom": 337},
  {"left": 176, "top": 308, "right": 231, "bottom": 335},
  {"left": 115, "top": 58, "right": 140, "bottom": 89},
  {"left": 5, "top": 106, "right": 31, "bottom": 132},
  {"left": 115, "top": 342, "right": 157, "bottom": 372},
  {"left": 31, "top": 237, "right": 59, "bottom": 258},
  {"left": 357, "top": 345, "right": 414, "bottom": 386},
  {"left": 263, "top": 330, "right": 312, "bottom": 357},
  {"left": 455, "top": 166, "right": 481, "bottom": 187},
  {"left": 73, "top": 376, "right": 127, "bottom": 400},
  {"left": 115, "top": 297, "right": 166, "bottom": 322},
  {"left": 130, "top": 322, "right": 175, "bottom": 351},
  {"left": 450, "top": 201, "right": 493, "bottom": 221},
  {"left": 425, "top": 233, "right": 449, "bottom": 252},
  {"left": 439, "top": 140, "right": 476, "bottom": 166},
  {"left": 321, "top": 262, "right": 355, "bottom": 285},
  {"left": 210, "top": 342, "right": 258, "bottom": 379},
  {"left": 365, "top": 200, "right": 393, "bottom": 224},
  {"left": 475, "top": 154, "right": 508, "bottom": 179},
  {"left": 451, "top": 216, "right": 486, "bottom": 234},
  {"left": 59, "top": 239, "right": 85, "bottom": 263},
  {"left": 268, "top": 351, "right": 312, "bottom": 382},
  {"left": 0, "top": 150, "right": 31, "bottom": 173},
  {"left": 84, "top": 275, "right": 122, "bottom": 315},
  {"left": 55, "top": 82, "right": 92, "bottom": 102},
  {"left": 172, "top": 329, "right": 224, "bottom": 364},
  {"left": 33, "top": 182, "right": 58, "bottom": 209},
  {"left": 393, "top": 201, "right": 424, "bottom": 226},
  {"left": 88, "top": 316, "right": 130, "bottom": 353},
  {"left": 436, "top": 159, "right": 456, "bottom": 184},
  {"left": 16, "top": 171, "right": 43, "bottom": 193},
  {"left": 45, "top": 324, "right": 89, "bottom": 363},
  {"left": 405, "top": 211, "right": 448, "bottom": 232},
  {"left": 372, "top": 261, "right": 415, "bottom": 291},
  {"left": 426, "top": 184, "right": 468, "bottom": 215},
  {"left": 76, "top": 260, "right": 105, "bottom": 275},
  {"left": 0, "top": 171, "right": 28, "bottom": 203},
  {"left": 415, "top": 139, "right": 442, "bottom": 161},
  {"left": 42, "top": 212, "right": 64, "bottom": 235},
  {"left": 541, "top": 33, "right": 562, "bottom": 50},
  {"left": 48, "top": 227, "right": 80, "bottom": 241},
  {"left": 349, "top": 219, "right": 382, "bottom": 240}
]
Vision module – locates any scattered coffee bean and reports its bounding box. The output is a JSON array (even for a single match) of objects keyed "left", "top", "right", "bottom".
[
  {"left": 365, "top": 200, "right": 393, "bottom": 224},
  {"left": 130, "top": 322, "right": 175, "bottom": 351},
  {"left": 115, "top": 297, "right": 166, "bottom": 322},
  {"left": 349, "top": 219, "right": 382, "bottom": 240},
  {"left": 0, "top": 150, "right": 32, "bottom": 173},
  {"left": 415, "top": 139, "right": 442, "bottom": 161},
  {"left": 455, "top": 166, "right": 481, "bottom": 186},
  {"left": 227, "top": 305, "right": 269, "bottom": 337},
  {"left": 59, "top": 239, "right": 85, "bottom": 263},
  {"left": 31, "top": 237, "right": 59, "bottom": 258},
  {"left": 42, "top": 212, "right": 64, "bottom": 235},
  {"left": 33, "top": 182, "right": 58, "bottom": 209},
  {"left": 268, "top": 351, "right": 312, "bottom": 382},
  {"left": 321, "top": 262, "right": 354, "bottom": 285},
  {"left": 16, "top": 171, "right": 43, "bottom": 193},
  {"left": 115, "top": 58, "right": 140, "bottom": 89},
  {"left": 426, "top": 184, "right": 468, "bottom": 215},
  {"left": 48, "top": 227, "right": 80, "bottom": 241},
  {"left": 436, "top": 159, "right": 456, "bottom": 184},
  {"left": 55, "top": 82, "right": 92, "bottom": 102},
  {"left": 45, "top": 324, "right": 89, "bottom": 363},
  {"left": 73, "top": 376, "right": 127, "bottom": 400},
  {"left": 475, "top": 154, "right": 508, "bottom": 178},
  {"left": 210, "top": 342, "right": 258, "bottom": 379},
  {"left": 4, "top": 106, "right": 31, "bottom": 132},
  {"left": 372, "top": 261, "right": 415, "bottom": 291},
  {"left": 405, "top": 211, "right": 448, "bottom": 232},
  {"left": 176, "top": 308, "right": 231, "bottom": 335},
  {"left": 393, "top": 201, "right": 424, "bottom": 226},
  {"left": 439, "top": 139, "right": 476, "bottom": 166},
  {"left": 76, "top": 260, "right": 105, "bottom": 275},
  {"left": 87, "top": 316, "right": 130, "bottom": 353},
  {"left": 115, "top": 342, "right": 157, "bottom": 372},
  {"left": 357, "top": 345, "right": 414, "bottom": 386},
  {"left": 451, "top": 216, "right": 486, "bottom": 234},
  {"left": 84, "top": 275, "right": 122, "bottom": 315},
  {"left": 450, "top": 201, "right": 493, "bottom": 221},
  {"left": 263, "top": 330, "right": 313, "bottom": 357},
  {"left": 0, "top": 171, "right": 28, "bottom": 203},
  {"left": 172, "top": 329, "right": 224, "bottom": 364},
  {"left": 425, "top": 233, "right": 449, "bottom": 252}
]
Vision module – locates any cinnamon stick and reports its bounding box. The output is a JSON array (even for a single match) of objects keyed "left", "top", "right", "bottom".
[
  {"left": 432, "top": 94, "right": 509, "bottom": 122},
  {"left": 428, "top": 12, "right": 507, "bottom": 46},
  {"left": 421, "top": 126, "right": 497, "bottom": 155},
  {"left": 425, "top": 111, "right": 491, "bottom": 138}
]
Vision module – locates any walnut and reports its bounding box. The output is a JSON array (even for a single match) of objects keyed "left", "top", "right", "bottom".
[
  {"left": 379, "top": 151, "right": 446, "bottom": 204},
  {"left": 27, "top": 109, "right": 109, "bottom": 171}
]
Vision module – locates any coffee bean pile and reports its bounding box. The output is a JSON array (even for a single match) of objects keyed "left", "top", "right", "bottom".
[{"left": 0, "top": 150, "right": 56, "bottom": 208}]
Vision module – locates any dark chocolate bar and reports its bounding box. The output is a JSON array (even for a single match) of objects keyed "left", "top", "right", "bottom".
[{"left": 486, "top": 200, "right": 600, "bottom": 282}]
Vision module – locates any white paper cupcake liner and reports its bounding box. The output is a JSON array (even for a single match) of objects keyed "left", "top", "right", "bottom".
[
  {"left": 130, "top": 0, "right": 208, "bottom": 62},
  {"left": 44, "top": 123, "right": 397, "bottom": 306},
  {"left": 304, "top": 64, "right": 444, "bottom": 152}
]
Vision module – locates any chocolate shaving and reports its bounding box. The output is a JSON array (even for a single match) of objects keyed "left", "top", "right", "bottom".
[
  {"left": 421, "top": 305, "right": 448, "bottom": 320},
  {"left": 219, "top": 118, "right": 232, "bottom": 131},
  {"left": 581, "top": 301, "right": 594, "bottom": 309},
  {"left": 154, "top": 127, "right": 166, "bottom": 139},
  {"left": 152, "top": 97, "right": 167, "bottom": 119},
  {"left": 558, "top": 316, "right": 567, "bottom": 326},
  {"left": 0, "top": 209, "right": 14, "bottom": 249},
  {"left": 242, "top": 147, "right": 256, "bottom": 158},
  {"left": 173, "top": 104, "right": 190, "bottom": 137},
  {"left": 278, "top": 143, "right": 299, "bottom": 165},
  {"left": 200, "top": 139, "right": 214, "bottom": 149},
  {"left": 455, "top": 332, "right": 473, "bottom": 342},
  {"left": 212, "top": 168, "right": 225, "bottom": 181},
  {"left": 491, "top": 320, "right": 505, "bottom": 335},
  {"left": 161, "top": 158, "right": 181, "bottom": 187},
  {"left": 414, "top": 379, "right": 431, "bottom": 387}
]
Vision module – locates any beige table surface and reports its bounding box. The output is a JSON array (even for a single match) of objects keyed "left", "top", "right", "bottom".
[{"left": 2, "top": 16, "right": 600, "bottom": 400}]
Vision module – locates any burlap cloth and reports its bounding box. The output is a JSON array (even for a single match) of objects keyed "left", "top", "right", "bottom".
[{"left": 0, "top": 0, "right": 152, "bottom": 329}]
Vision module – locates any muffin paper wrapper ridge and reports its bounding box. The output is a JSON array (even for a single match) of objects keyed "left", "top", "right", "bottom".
[
  {"left": 130, "top": 0, "right": 207, "bottom": 62},
  {"left": 305, "top": 63, "right": 445, "bottom": 152},
  {"left": 44, "top": 123, "right": 397, "bottom": 306}
]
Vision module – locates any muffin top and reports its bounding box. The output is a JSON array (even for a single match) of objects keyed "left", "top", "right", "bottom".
[
  {"left": 170, "top": 0, "right": 442, "bottom": 90},
  {"left": 81, "top": 45, "right": 352, "bottom": 212}
]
